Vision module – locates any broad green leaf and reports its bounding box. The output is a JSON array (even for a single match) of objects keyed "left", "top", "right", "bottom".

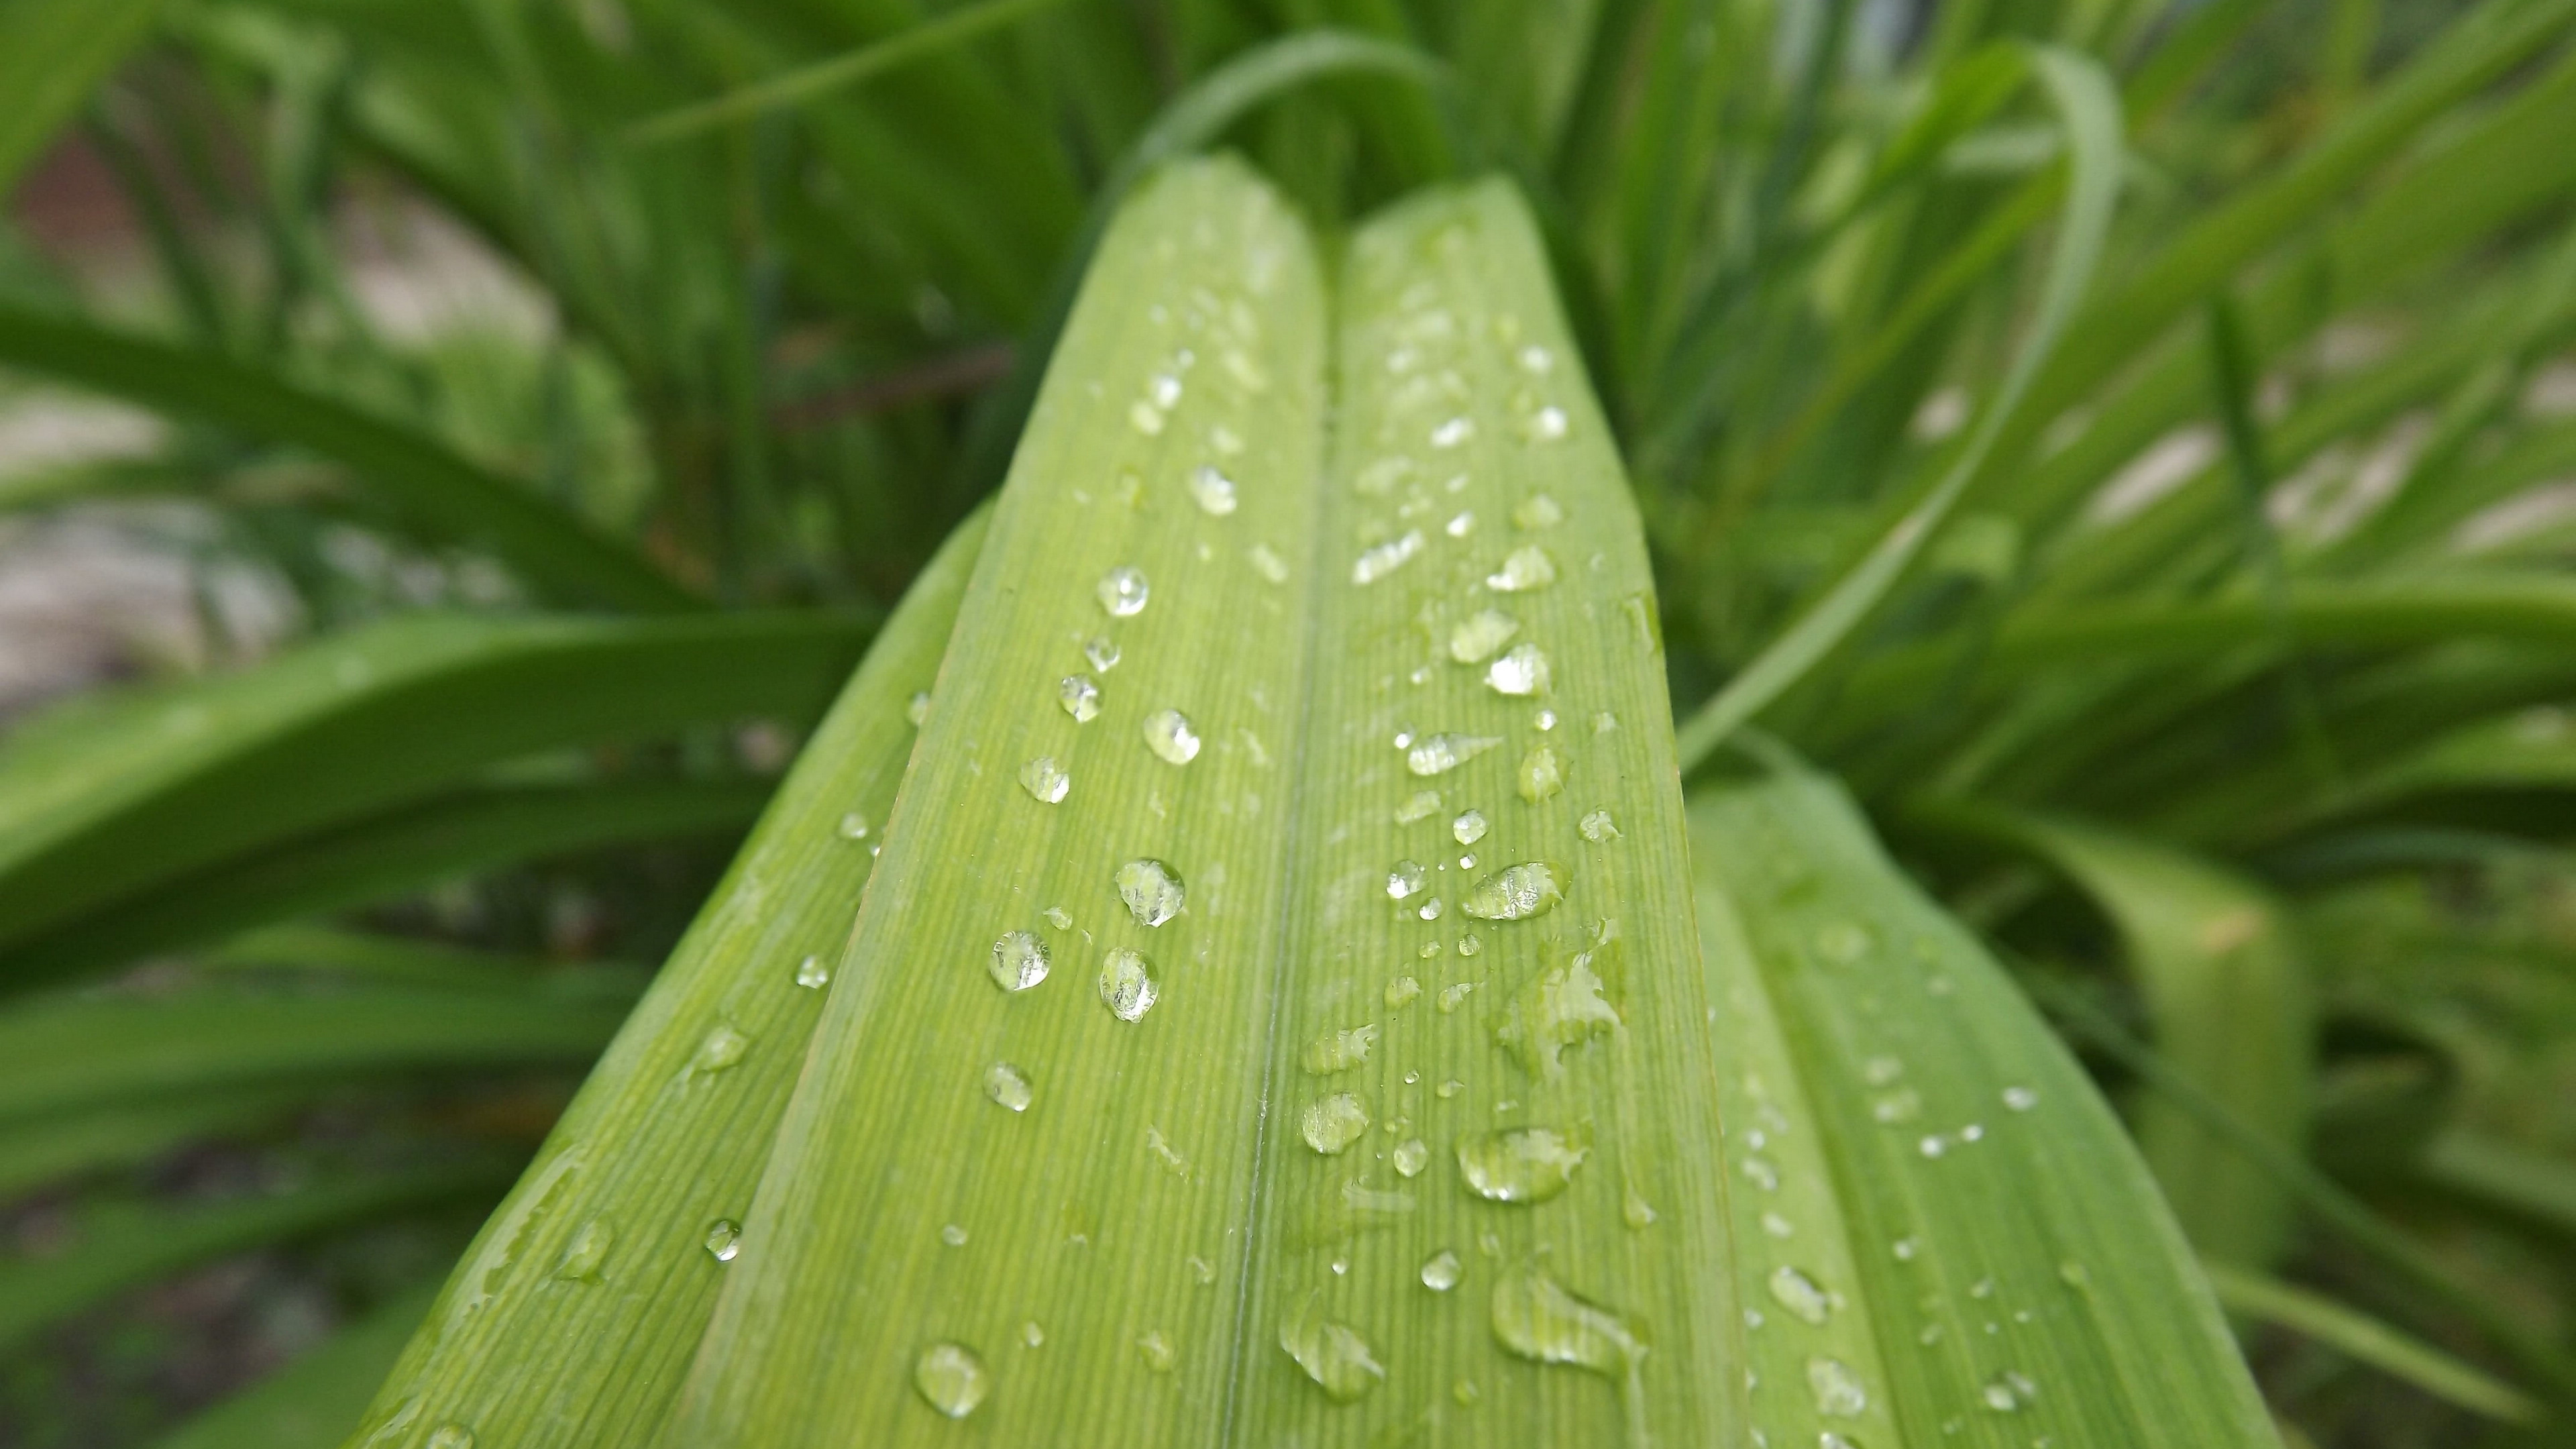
[
  {"left": 0, "top": 610, "right": 867, "bottom": 985},
  {"left": 2199, "top": 1262, "right": 2542, "bottom": 1424},
  {"left": 0, "top": 307, "right": 698, "bottom": 612},
  {"left": 676, "top": 160, "right": 1740, "bottom": 1444},
  {"left": 12, "top": 779, "right": 771, "bottom": 979},
  {"left": 155, "top": 1282, "right": 441, "bottom": 1449},
  {"left": 1915, "top": 804, "right": 2313, "bottom": 1268},
  {"left": 346, "top": 506, "right": 987, "bottom": 1446},
  {"left": 0, "top": 0, "right": 160, "bottom": 192},
  {"left": 1691, "top": 770, "right": 2281, "bottom": 1447},
  {"left": 0, "top": 1158, "right": 513, "bottom": 1352}
]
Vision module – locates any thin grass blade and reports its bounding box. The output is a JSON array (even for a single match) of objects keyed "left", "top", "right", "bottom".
[{"left": 0, "top": 0, "right": 160, "bottom": 191}]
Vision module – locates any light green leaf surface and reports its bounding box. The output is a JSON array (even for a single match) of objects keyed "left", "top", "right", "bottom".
[
  {"left": 1693, "top": 769, "right": 2281, "bottom": 1447},
  {"left": 678, "top": 161, "right": 1737, "bottom": 1446},
  {"left": 345, "top": 506, "right": 987, "bottom": 1446},
  {"left": 0, "top": 0, "right": 160, "bottom": 193},
  {"left": 155, "top": 1282, "right": 442, "bottom": 1449}
]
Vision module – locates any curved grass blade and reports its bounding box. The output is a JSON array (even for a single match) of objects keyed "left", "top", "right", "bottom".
[
  {"left": 623, "top": 0, "right": 1070, "bottom": 144},
  {"left": 0, "top": 307, "right": 698, "bottom": 612},
  {"left": 2421, "top": 1130, "right": 2576, "bottom": 1242},
  {"left": 1692, "top": 770, "right": 2282, "bottom": 1447},
  {"left": 0, "top": 1158, "right": 515, "bottom": 1353},
  {"left": 679, "top": 161, "right": 1741, "bottom": 1445},
  {"left": 0, "top": 1085, "right": 310, "bottom": 1199},
  {"left": 344, "top": 506, "right": 987, "bottom": 1448},
  {"left": 1913, "top": 804, "right": 2313, "bottom": 1268},
  {"left": 0, "top": 0, "right": 159, "bottom": 192},
  {"left": 1673, "top": 46, "right": 2123, "bottom": 771},
  {"left": 2200, "top": 1262, "right": 2542, "bottom": 1424},
  {"left": 0, "top": 609, "right": 869, "bottom": 985},
  {"left": 9, "top": 779, "right": 771, "bottom": 980},
  {"left": 153, "top": 1281, "right": 442, "bottom": 1449}
]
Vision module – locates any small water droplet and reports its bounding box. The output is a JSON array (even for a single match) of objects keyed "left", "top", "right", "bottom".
[
  {"left": 837, "top": 810, "right": 871, "bottom": 840},
  {"left": 941, "top": 1224, "right": 968, "bottom": 1247},
  {"left": 1438, "top": 981, "right": 1479, "bottom": 1013},
  {"left": 1099, "top": 949, "right": 1159, "bottom": 1021},
  {"left": 1462, "top": 861, "right": 1565, "bottom": 921},
  {"left": 1970, "top": 1276, "right": 1996, "bottom": 1299},
  {"left": 1043, "top": 905, "right": 1072, "bottom": 930},
  {"left": 1059, "top": 674, "right": 1102, "bottom": 722},
  {"left": 1301, "top": 1093, "right": 1370, "bottom": 1153},
  {"left": 1084, "top": 635, "right": 1122, "bottom": 672},
  {"left": 1137, "top": 1330, "right": 1177, "bottom": 1372},
  {"left": 1354, "top": 529, "right": 1426, "bottom": 584},
  {"left": 1821, "top": 1433, "right": 1861, "bottom": 1449},
  {"left": 1430, "top": 416, "right": 1474, "bottom": 449},
  {"left": 907, "top": 691, "right": 933, "bottom": 725},
  {"left": 1302, "top": 1024, "right": 1379, "bottom": 1074},
  {"left": 1807, "top": 1356, "right": 1868, "bottom": 1416},
  {"left": 1458, "top": 1127, "right": 1587, "bottom": 1201},
  {"left": 1980, "top": 1371, "right": 2037, "bottom": 1412},
  {"left": 1280, "top": 1295, "right": 1384, "bottom": 1402},
  {"left": 554, "top": 1218, "right": 614, "bottom": 1281},
  {"left": 1516, "top": 747, "right": 1563, "bottom": 803},
  {"left": 794, "top": 955, "right": 830, "bottom": 989},
  {"left": 1437, "top": 1079, "right": 1465, "bottom": 1099},
  {"left": 1919, "top": 1134, "right": 1948, "bottom": 1158},
  {"left": 1022, "top": 1320, "right": 1045, "bottom": 1347},
  {"left": 1018, "top": 756, "right": 1070, "bottom": 804},
  {"left": 1448, "top": 610, "right": 1519, "bottom": 664},
  {"left": 1456, "top": 932, "right": 1482, "bottom": 957},
  {"left": 1116, "top": 859, "right": 1187, "bottom": 926},
  {"left": 1421, "top": 1249, "right": 1462, "bottom": 1291},
  {"left": 1385, "top": 975, "right": 1422, "bottom": 1008},
  {"left": 1741, "top": 1156, "right": 1782, "bottom": 1192},
  {"left": 1486, "top": 546, "right": 1558, "bottom": 592},
  {"left": 1130, "top": 400, "right": 1166, "bottom": 434},
  {"left": 990, "top": 931, "right": 1051, "bottom": 993},
  {"left": 1768, "top": 1265, "right": 1834, "bottom": 1324},
  {"left": 1534, "top": 708, "right": 1556, "bottom": 731},
  {"left": 1893, "top": 1236, "right": 1921, "bottom": 1261},
  {"left": 1578, "top": 809, "right": 1619, "bottom": 843},
  {"left": 693, "top": 1024, "right": 748, "bottom": 1074},
  {"left": 1417, "top": 896, "right": 1444, "bottom": 921},
  {"left": 425, "top": 1428, "right": 474, "bottom": 1449},
  {"left": 1448, "top": 810, "right": 1490, "bottom": 847},
  {"left": 1445, "top": 511, "right": 1474, "bottom": 538},
  {"left": 1960, "top": 1122, "right": 1985, "bottom": 1142},
  {"left": 1485, "top": 643, "right": 1551, "bottom": 696},
  {"left": 1761, "top": 1212, "right": 1794, "bottom": 1239},
  {"left": 2003, "top": 1085, "right": 2039, "bottom": 1112},
  {"left": 1394, "top": 790, "right": 1443, "bottom": 824},
  {"left": 704, "top": 1220, "right": 741, "bottom": 1263},
  {"left": 914, "top": 1342, "right": 989, "bottom": 1418},
  {"left": 1097, "top": 566, "right": 1151, "bottom": 616},
  {"left": 985, "top": 1061, "right": 1033, "bottom": 1112},
  {"left": 1394, "top": 1138, "right": 1431, "bottom": 1177},
  {"left": 1518, "top": 345, "right": 1554, "bottom": 375},
  {"left": 1871, "top": 1089, "right": 1922, "bottom": 1124},
  {"left": 1142, "top": 708, "right": 1201, "bottom": 765},
  {"left": 1387, "top": 860, "right": 1428, "bottom": 900},
  {"left": 1246, "top": 542, "right": 1291, "bottom": 583},
  {"left": 1187, "top": 465, "right": 1238, "bottom": 515},
  {"left": 1513, "top": 492, "right": 1564, "bottom": 529},
  {"left": 1524, "top": 405, "right": 1568, "bottom": 442},
  {"left": 1408, "top": 733, "right": 1503, "bottom": 776}
]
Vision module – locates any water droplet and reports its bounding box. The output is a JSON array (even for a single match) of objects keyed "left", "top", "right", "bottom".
[
  {"left": 1457, "top": 932, "right": 1483, "bottom": 957},
  {"left": 1458, "top": 1127, "right": 1587, "bottom": 1201},
  {"left": 1448, "top": 610, "right": 1519, "bottom": 663},
  {"left": 1280, "top": 1295, "right": 1384, "bottom": 1401},
  {"left": 1018, "top": 756, "right": 1070, "bottom": 804},
  {"left": 1862, "top": 1055, "right": 1904, "bottom": 1085},
  {"left": 1821, "top": 1434, "right": 1861, "bottom": 1449},
  {"left": 1960, "top": 1122, "right": 1985, "bottom": 1142},
  {"left": 1919, "top": 1134, "right": 1948, "bottom": 1158},
  {"left": 1430, "top": 416, "right": 1474, "bottom": 449},
  {"left": 425, "top": 1428, "right": 474, "bottom": 1449},
  {"left": 1534, "top": 708, "right": 1556, "bottom": 731},
  {"left": 1420, "top": 1248, "right": 1462, "bottom": 1291},
  {"left": 1462, "top": 861, "right": 1565, "bottom": 921},
  {"left": 1386, "top": 860, "right": 1428, "bottom": 901},
  {"left": 1417, "top": 896, "right": 1444, "bottom": 920},
  {"left": 1970, "top": 1276, "right": 1996, "bottom": 1299},
  {"left": 1392, "top": 790, "right": 1442, "bottom": 824},
  {"left": 704, "top": 1220, "right": 741, "bottom": 1263},
  {"left": 1494, "top": 953, "right": 1619, "bottom": 1077},
  {"left": 1043, "top": 905, "right": 1072, "bottom": 930},
  {"left": 1385, "top": 976, "right": 1422, "bottom": 1008},
  {"left": 1486, "top": 546, "right": 1558, "bottom": 592},
  {"left": 693, "top": 1024, "right": 748, "bottom": 1074},
  {"left": 794, "top": 955, "right": 830, "bottom": 989},
  {"left": 1022, "top": 1320, "right": 1045, "bottom": 1347},
  {"left": 1301, "top": 1093, "right": 1370, "bottom": 1153},
  {"left": 1489, "top": 1263, "right": 1646, "bottom": 1380},
  {"left": 1892, "top": 1236, "right": 1921, "bottom": 1261},
  {"left": 1303, "top": 1024, "right": 1379, "bottom": 1074},
  {"left": 1578, "top": 809, "right": 1619, "bottom": 843},
  {"left": 1451, "top": 809, "right": 1489, "bottom": 845},
  {"left": 941, "top": 1223, "right": 967, "bottom": 1247},
  {"left": 1516, "top": 747, "right": 1563, "bottom": 803},
  {"left": 1438, "top": 981, "right": 1479, "bottom": 1013},
  {"left": 1871, "top": 1089, "right": 1922, "bottom": 1124},
  {"left": 837, "top": 810, "right": 871, "bottom": 841},
  {"left": 1384, "top": 1136, "right": 1430, "bottom": 1177},
  {"left": 1524, "top": 405, "right": 1568, "bottom": 442},
  {"left": 1353, "top": 529, "right": 1426, "bottom": 584},
  {"left": 554, "top": 1218, "right": 613, "bottom": 1281},
  {"left": 1761, "top": 1212, "right": 1795, "bottom": 1239},
  {"left": 989, "top": 931, "right": 1051, "bottom": 993},
  {"left": 2003, "top": 1085, "right": 2039, "bottom": 1112},
  {"left": 1593, "top": 710, "right": 1618, "bottom": 734},
  {"left": 1808, "top": 1356, "right": 1868, "bottom": 1416},
  {"left": 1768, "top": 1265, "right": 1833, "bottom": 1324},
  {"left": 1115, "top": 859, "right": 1187, "bottom": 926},
  {"left": 1084, "top": 635, "right": 1122, "bottom": 672},
  {"left": 1247, "top": 542, "right": 1291, "bottom": 583},
  {"left": 907, "top": 691, "right": 933, "bottom": 725},
  {"left": 1136, "top": 1330, "right": 1177, "bottom": 1372},
  {"left": 1518, "top": 344, "right": 1554, "bottom": 375},
  {"left": 1142, "top": 708, "right": 1201, "bottom": 765},
  {"left": 1513, "top": 492, "right": 1564, "bottom": 529},
  {"left": 1445, "top": 510, "right": 1474, "bottom": 538},
  {"left": 1741, "top": 1156, "right": 1782, "bottom": 1192},
  {"left": 1130, "top": 400, "right": 1166, "bottom": 435},
  {"left": 1408, "top": 733, "right": 1503, "bottom": 776},
  {"left": 1188, "top": 465, "right": 1238, "bottom": 515},
  {"left": 985, "top": 1061, "right": 1033, "bottom": 1112},
  {"left": 1099, "top": 949, "right": 1158, "bottom": 1021},
  {"left": 1210, "top": 423, "right": 1245, "bottom": 454},
  {"left": 1097, "top": 566, "right": 1150, "bottom": 616},
  {"left": 1059, "top": 674, "right": 1102, "bottom": 722},
  {"left": 914, "top": 1342, "right": 989, "bottom": 1418},
  {"left": 1981, "top": 1371, "right": 2037, "bottom": 1412},
  {"left": 1485, "top": 643, "right": 1551, "bottom": 696}
]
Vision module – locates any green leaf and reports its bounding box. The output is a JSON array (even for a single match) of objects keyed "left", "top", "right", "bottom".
[
  {"left": 0, "top": 1085, "right": 309, "bottom": 1200},
  {"left": 2421, "top": 1129, "right": 2576, "bottom": 1241},
  {"left": 349, "top": 504, "right": 988, "bottom": 1445},
  {"left": 1690, "top": 769, "right": 2280, "bottom": 1446},
  {"left": 0, "top": 609, "right": 868, "bottom": 986},
  {"left": 669, "top": 161, "right": 1735, "bottom": 1443},
  {"left": 153, "top": 1281, "right": 442, "bottom": 1449},
  {"left": 2200, "top": 1262, "right": 2543, "bottom": 1424},
  {"left": 0, "top": 306, "right": 698, "bottom": 612},
  {"left": 0, "top": 0, "right": 160, "bottom": 193}
]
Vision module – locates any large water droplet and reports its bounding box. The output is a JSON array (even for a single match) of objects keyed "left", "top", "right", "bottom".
[
  {"left": 794, "top": 955, "right": 830, "bottom": 989},
  {"left": 1280, "top": 1296, "right": 1384, "bottom": 1402},
  {"left": 1394, "top": 1138, "right": 1430, "bottom": 1177},
  {"left": 554, "top": 1218, "right": 613, "bottom": 1281},
  {"left": 1494, "top": 953, "right": 1619, "bottom": 1077},
  {"left": 1458, "top": 1127, "right": 1587, "bottom": 1201},
  {"left": 1808, "top": 1356, "right": 1868, "bottom": 1416},
  {"left": 704, "top": 1220, "right": 741, "bottom": 1263},
  {"left": 1353, "top": 529, "right": 1426, "bottom": 584},
  {"left": 1407, "top": 733, "right": 1503, "bottom": 776},
  {"left": 1578, "top": 809, "right": 1620, "bottom": 843},
  {"left": 1448, "top": 610, "right": 1520, "bottom": 664},
  {"left": 1302, "top": 1025, "right": 1379, "bottom": 1075},
  {"left": 1485, "top": 643, "right": 1550, "bottom": 696},
  {"left": 985, "top": 1061, "right": 1033, "bottom": 1112},
  {"left": 1452, "top": 809, "right": 1489, "bottom": 845},
  {"left": 1462, "top": 861, "right": 1565, "bottom": 921},
  {"left": 1059, "top": 674, "right": 1102, "bottom": 722},
  {"left": 1387, "top": 860, "right": 1427, "bottom": 900},
  {"left": 1018, "top": 756, "right": 1070, "bottom": 804},
  {"left": 990, "top": 930, "right": 1050, "bottom": 993},
  {"left": 1097, "top": 566, "right": 1150, "bottom": 616},
  {"left": 1116, "top": 858, "right": 1187, "bottom": 926},
  {"left": 1301, "top": 1093, "right": 1371, "bottom": 1153},
  {"left": 1486, "top": 546, "right": 1558, "bottom": 592},
  {"left": 693, "top": 1024, "right": 747, "bottom": 1074},
  {"left": 1142, "top": 708, "right": 1202, "bottom": 765},
  {"left": 1768, "top": 1265, "right": 1834, "bottom": 1325},
  {"left": 1489, "top": 1263, "right": 1644, "bottom": 1377},
  {"left": 1421, "top": 1249, "right": 1462, "bottom": 1291},
  {"left": 1084, "top": 635, "right": 1122, "bottom": 672},
  {"left": 914, "top": 1342, "right": 989, "bottom": 1418},
  {"left": 1516, "top": 747, "right": 1564, "bottom": 803},
  {"left": 1099, "top": 949, "right": 1159, "bottom": 1021},
  {"left": 1188, "top": 465, "right": 1238, "bottom": 516}
]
